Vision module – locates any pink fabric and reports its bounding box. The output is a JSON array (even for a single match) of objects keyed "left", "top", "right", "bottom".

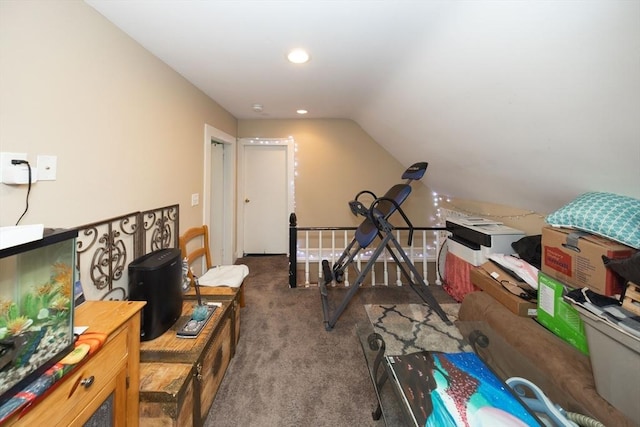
[{"left": 443, "top": 252, "right": 479, "bottom": 302}]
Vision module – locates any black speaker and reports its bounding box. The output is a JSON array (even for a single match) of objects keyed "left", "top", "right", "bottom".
[{"left": 128, "top": 248, "right": 183, "bottom": 341}]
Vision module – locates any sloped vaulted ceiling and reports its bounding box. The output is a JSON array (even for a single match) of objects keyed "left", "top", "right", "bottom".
[{"left": 86, "top": 0, "right": 640, "bottom": 214}]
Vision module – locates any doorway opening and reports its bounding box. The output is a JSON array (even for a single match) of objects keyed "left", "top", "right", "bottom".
[{"left": 203, "top": 124, "right": 235, "bottom": 265}]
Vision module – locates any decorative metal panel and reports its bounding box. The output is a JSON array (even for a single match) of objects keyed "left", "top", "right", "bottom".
[
  {"left": 140, "top": 204, "right": 179, "bottom": 254},
  {"left": 75, "top": 212, "right": 140, "bottom": 301},
  {"left": 75, "top": 204, "right": 179, "bottom": 301}
]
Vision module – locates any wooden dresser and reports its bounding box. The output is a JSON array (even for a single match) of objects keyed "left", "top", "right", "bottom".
[{"left": 4, "top": 300, "right": 145, "bottom": 427}]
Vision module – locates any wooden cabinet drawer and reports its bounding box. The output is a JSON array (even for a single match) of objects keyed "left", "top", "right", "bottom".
[
  {"left": 69, "top": 367, "right": 127, "bottom": 427},
  {"left": 15, "top": 328, "right": 128, "bottom": 426}
]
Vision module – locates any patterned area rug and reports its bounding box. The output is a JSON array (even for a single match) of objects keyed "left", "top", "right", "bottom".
[{"left": 364, "top": 303, "right": 472, "bottom": 355}]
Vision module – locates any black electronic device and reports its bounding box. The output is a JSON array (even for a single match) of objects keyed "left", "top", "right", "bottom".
[{"left": 128, "top": 248, "right": 183, "bottom": 341}]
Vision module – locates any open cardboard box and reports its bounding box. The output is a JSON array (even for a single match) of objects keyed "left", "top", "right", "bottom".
[
  {"left": 541, "top": 226, "right": 636, "bottom": 296},
  {"left": 470, "top": 262, "right": 537, "bottom": 317}
]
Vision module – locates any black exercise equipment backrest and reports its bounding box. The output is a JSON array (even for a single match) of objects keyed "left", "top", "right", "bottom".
[{"left": 353, "top": 162, "right": 428, "bottom": 248}]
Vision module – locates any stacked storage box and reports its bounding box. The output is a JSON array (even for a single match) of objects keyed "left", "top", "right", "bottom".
[
  {"left": 574, "top": 305, "right": 640, "bottom": 425},
  {"left": 538, "top": 227, "right": 640, "bottom": 424},
  {"left": 540, "top": 192, "right": 640, "bottom": 424},
  {"left": 537, "top": 226, "right": 636, "bottom": 354}
]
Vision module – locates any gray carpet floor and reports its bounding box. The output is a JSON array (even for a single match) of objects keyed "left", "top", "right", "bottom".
[{"left": 204, "top": 255, "right": 455, "bottom": 427}]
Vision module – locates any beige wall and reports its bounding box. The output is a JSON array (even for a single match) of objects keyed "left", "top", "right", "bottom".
[
  {"left": 0, "top": 1, "right": 236, "bottom": 232},
  {"left": 239, "top": 119, "right": 439, "bottom": 228},
  {"left": 239, "top": 119, "right": 546, "bottom": 236},
  {"left": 0, "top": 1, "right": 546, "bottom": 243}
]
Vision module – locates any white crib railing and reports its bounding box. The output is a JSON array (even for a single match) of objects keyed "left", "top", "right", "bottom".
[{"left": 288, "top": 219, "right": 446, "bottom": 288}]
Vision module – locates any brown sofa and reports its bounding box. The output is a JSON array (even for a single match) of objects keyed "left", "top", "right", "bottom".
[{"left": 458, "top": 291, "right": 634, "bottom": 427}]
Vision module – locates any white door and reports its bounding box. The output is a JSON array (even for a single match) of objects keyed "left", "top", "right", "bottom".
[
  {"left": 242, "top": 144, "right": 289, "bottom": 254},
  {"left": 210, "top": 141, "right": 224, "bottom": 264}
]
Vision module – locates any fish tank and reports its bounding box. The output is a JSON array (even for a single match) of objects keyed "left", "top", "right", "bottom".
[{"left": 0, "top": 228, "right": 77, "bottom": 405}]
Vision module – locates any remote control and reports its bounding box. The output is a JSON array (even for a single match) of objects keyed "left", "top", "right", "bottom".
[{"left": 176, "top": 306, "right": 216, "bottom": 338}]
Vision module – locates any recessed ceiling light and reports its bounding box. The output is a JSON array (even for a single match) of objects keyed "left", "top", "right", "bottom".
[
  {"left": 287, "top": 48, "right": 310, "bottom": 64},
  {"left": 296, "top": 109, "right": 308, "bottom": 115}
]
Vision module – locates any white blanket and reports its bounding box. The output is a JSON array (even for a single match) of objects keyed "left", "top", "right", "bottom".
[{"left": 198, "top": 264, "right": 249, "bottom": 288}]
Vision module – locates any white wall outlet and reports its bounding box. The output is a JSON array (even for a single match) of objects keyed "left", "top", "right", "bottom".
[
  {"left": 191, "top": 193, "right": 199, "bottom": 206},
  {"left": 0, "top": 152, "right": 38, "bottom": 184},
  {"left": 37, "top": 155, "right": 57, "bottom": 181}
]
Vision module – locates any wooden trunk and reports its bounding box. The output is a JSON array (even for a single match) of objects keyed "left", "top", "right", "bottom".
[
  {"left": 198, "top": 318, "right": 232, "bottom": 421},
  {"left": 139, "top": 300, "right": 233, "bottom": 427},
  {"left": 139, "top": 363, "right": 194, "bottom": 427},
  {"left": 185, "top": 286, "right": 241, "bottom": 354}
]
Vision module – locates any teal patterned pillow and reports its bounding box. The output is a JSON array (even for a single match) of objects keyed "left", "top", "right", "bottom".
[{"left": 546, "top": 192, "right": 640, "bottom": 249}]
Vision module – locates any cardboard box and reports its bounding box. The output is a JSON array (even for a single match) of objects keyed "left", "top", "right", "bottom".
[
  {"left": 541, "top": 226, "right": 636, "bottom": 296},
  {"left": 471, "top": 263, "right": 537, "bottom": 317},
  {"left": 537, "top": 272, "right": 589, "bottom": 354},
  {"left": 574, "top": 305, "right": 640, "bottom": 425}
]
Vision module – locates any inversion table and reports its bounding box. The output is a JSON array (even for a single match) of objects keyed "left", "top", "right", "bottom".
[{"left": 319, "top": 162, "right": 451, "bottom": 330}]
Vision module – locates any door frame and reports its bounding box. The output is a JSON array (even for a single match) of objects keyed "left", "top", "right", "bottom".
[
  {"left": 203, "top": 124, "right": 236, "bottom": 265},
  {"left": 237, "top": 137, "right": 295, "bottom": 257}
]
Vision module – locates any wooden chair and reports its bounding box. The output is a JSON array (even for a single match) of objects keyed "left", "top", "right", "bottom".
[{"left": 179, "top": 225, "right": 247, "bottom": 307}]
